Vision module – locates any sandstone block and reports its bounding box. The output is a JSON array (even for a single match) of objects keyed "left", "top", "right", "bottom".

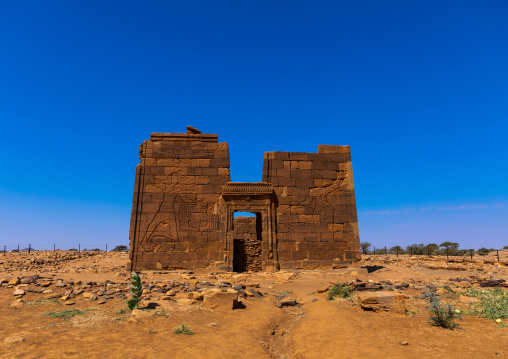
[
  {"left": 13, "top": 289, "right": 25, "bottom": 296},
  {"left": 10, "top": 299, "right": 25, "bottom": 308},
  {"left": 358, "top": 291, "right": 405, "bottom": 315},
  {"left": 202, "top": 289, "right": 238, "bottom": 310},
  {"left": 8, "top": 278, "right": 20, "bottom": 286}
]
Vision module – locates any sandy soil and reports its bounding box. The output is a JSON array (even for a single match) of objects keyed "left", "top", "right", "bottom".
[{"left": 1, "top": 251, "right": 507, "bottom": 359}]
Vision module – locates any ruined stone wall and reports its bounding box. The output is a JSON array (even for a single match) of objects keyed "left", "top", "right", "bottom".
[
  {"left": 262, "top": 145, "right": 361, "bottom": 270},
  {"left": 128, "top": 132, "right": 231, "bottom": 270},
  {"left": 232, "top": 216, "right": 262, "bottom": 272},
  {"left": 129, "top": 128, "right": 360, "bottom": 272}
]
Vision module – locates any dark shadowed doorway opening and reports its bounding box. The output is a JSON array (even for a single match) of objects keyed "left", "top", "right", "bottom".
[{"left": 233, "top": 212, "right": 262, "bottom": 272}]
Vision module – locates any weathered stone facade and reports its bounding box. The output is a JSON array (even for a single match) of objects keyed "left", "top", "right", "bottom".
[{"left": 128, "top": 127, "right": 360, "bottom": 271}]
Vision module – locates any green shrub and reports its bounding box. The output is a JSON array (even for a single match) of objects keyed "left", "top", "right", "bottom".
[
  {"left": 327, "top": 283, "right": 351, "bottom": 300},
  {"left": 44, "top": 309, "right": 90, "bottom": 319},
  {"left": 463, "top": 288, "right": 508, "bottom": 322},
  {"left": 424, "top": 285, "right": 461, "bottom": 329},
  {"left": 126, "top": 272, "right": 143, "bottom": 310},
  {"left": 26, "top": 299, "right": 61, "bottom": 306},
  {"left": 477, "top": 247, "right": 496, "bottom": 256},
  {"left": 173, "top": 323, "right": 194, "bottom": 335}
]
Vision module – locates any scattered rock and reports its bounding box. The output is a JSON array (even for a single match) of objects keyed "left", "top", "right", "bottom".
[
  {"left": 202, "top": 289, "right": 238, "bottom": 310},
  {"left": 277, "top": 299, "right": 298, "bottom": 307},
  {"left": 10, "top": 299, "right": 25, "bottom": 308},
  {"left": 8, "top": 278, "right": 20, "bottom": 286},
  {"left": 13, "top": 289, "right": 25, "bottom": 296},
  {"left": 358, "top": 291, "right": 406, "bottom": 315},
  {"left": 316, "top": 286, "right": 330, "bottom": 293},
  {"left": 128, "top": 309, "right": 151, "bottom": 323},
  {"left": 4, "top": 335, "right": 26, "bottom": 345}
]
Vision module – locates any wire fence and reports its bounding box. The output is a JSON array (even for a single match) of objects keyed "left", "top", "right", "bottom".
[
  {"left": 365, "top": 246, "right": 507, "bottom": 261},
  {"left": 0, "top": 243, "right": 129, "bottom": 254}
]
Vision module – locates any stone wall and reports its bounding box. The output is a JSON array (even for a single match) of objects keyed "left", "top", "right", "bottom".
[
  {"left": 128, "top": 131, "right": 231, "bottom": 270},
  {"left": 262, "top": 145, "right": 361, "bottom": 270},
  {"left": 232, "top": 216, "right": 262, "bottom": 272},
  {"left": 129, "top": 128, "right": 361, "bottom": 271}
]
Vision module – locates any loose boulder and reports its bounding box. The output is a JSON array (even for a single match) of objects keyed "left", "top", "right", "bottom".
[
  {"left": 202, "top": 289, "right": 238, "bottom": 310},
  {"left": 358, "top": 291, "right": 405, "bottom": 315}
]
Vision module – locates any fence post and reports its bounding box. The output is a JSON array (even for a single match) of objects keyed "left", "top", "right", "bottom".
[
  {"left": 428, "top": 246, "right": 430, "bottom": 256},
  {"left": 396, "top": 247, "right": 399, "bottom": 257},
  {"left": 53, "top": 244, "right": 55, "bottom": 252},
  {"left": 106, "top": 244, "right": 107, "bottom": 252},
  {"left": 79, "top": 244, "right": 80, "bottom": 253},
  {"left": 410, "top": 246, "right": 412, "bottom": 256},
  {"left": 385, "top": 246, "right": 387, "bottom": 255},
  {"left": 470, "top": 249, "right": 473, "bottom": 260},
  {"left": 446, "top": 247, "right": 449, "bottom": 259},
  {"left": 497, "top": 249, "right": 500, "bottom": 261},
  {"left": 28, "top": 244, "right": 31, "bottom": 254},
  {"left": 374, "top": 247, "right": 376, "bottom": 255},
  {"left": 3, "top": 246, "right": 5, "bottom": 255},
  {"left": 17, "top": 244, "right": 19, "bottom": 251}
]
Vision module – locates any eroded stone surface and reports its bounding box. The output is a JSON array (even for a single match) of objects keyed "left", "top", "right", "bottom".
[
  {"left": 358, "top": 291, "right": 406, "bottom": 315},
  {"left": 128, "top": 127, "right": 361, "bottom": 271}
]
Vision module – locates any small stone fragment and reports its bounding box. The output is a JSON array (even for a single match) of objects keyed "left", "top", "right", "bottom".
[
  {"left": 8, "top": 278, "right": 20, "bottom": 286},
  {"left": 4, "top": 335, "right": 25, "bottom": 345},
  {"left": 13, "top": 289, "right": 25, "bottom": 296}
]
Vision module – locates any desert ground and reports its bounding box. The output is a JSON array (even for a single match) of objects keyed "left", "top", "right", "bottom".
[{"left": 1, "top": 250, "right": 507, "bottom": 359}]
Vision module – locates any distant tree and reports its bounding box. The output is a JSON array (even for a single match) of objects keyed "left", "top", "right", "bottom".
[
  {"left": 422, "top": 243, "right": 439, "bottom": 255},
  {"left": 407, "top": 243, "right": 426, "bottom": 255},
  {"left": 69, "top": 248, "right": 77, "bottom": 251},
  {"left": 92, "top": 248, "right": 101, "bottom": 251},
  {"left": 503, "top": 246, "right": 508, "bottom": 250},
  {"left": 113, "top": 245, "right": 129, "bottom": 252},
  {"left": 439, "top": 242, "right": 459, "bottom": 250},
  {"left": 477, "top": 247, "right": 494, "bottom": 256},
  {"left": 389, "top": 245, "right": 403, "bottom": 254},
  {"left": 360, "top": 242, "right": 371, "bottom": 255}
]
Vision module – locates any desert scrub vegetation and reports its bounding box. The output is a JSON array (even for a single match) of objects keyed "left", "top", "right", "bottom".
[
  {"left": 462, "top": 288, "right": 508, "bottom": 325},
  {"left": 424, "top": 285, "right": 462, "bottom": 329},
  {"left": 173, "top": 323, "right": 194, "bottom": 335},
  {"left": 327, "top": 283, "right": 351, "bottom": 300},
  {"left": 153, "top": 308, "right": 170, "bottom": 318},
  {"left": 43, "top": 309, "right": 94, "bottom": 319},
  {"left": 126, "top": 272, "right": 143, "bottom": 310},
  {"left": 25, "top": 299, "right": 61, "bottom": 306}
]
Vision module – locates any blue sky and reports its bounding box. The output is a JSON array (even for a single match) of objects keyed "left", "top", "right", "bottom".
[{"left": 1, "top": 1, "right": 507, "bottom": 250}]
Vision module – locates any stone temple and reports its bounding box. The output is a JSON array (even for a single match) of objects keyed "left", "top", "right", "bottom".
[{"left": 128, "top": 126, "right": 361, "bottom": 272}]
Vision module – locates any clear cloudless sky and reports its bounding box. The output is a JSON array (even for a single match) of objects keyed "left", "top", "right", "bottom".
[{"left": 1, "top": 1, "right": 507, "bottom": 250}]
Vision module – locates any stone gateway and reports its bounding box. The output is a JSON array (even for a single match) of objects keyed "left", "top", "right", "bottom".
[{"left": 128, "top": 127, "right": 361, "bottom": 271}]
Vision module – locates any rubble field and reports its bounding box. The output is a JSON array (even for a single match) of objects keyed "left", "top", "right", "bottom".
[{"left": 1, "top": 251, "right": 507, "bottom": 358}]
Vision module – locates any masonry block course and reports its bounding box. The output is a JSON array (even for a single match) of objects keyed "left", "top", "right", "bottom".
[{"left": 129, "top": 126, "right": 361, "bottom": 271}]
